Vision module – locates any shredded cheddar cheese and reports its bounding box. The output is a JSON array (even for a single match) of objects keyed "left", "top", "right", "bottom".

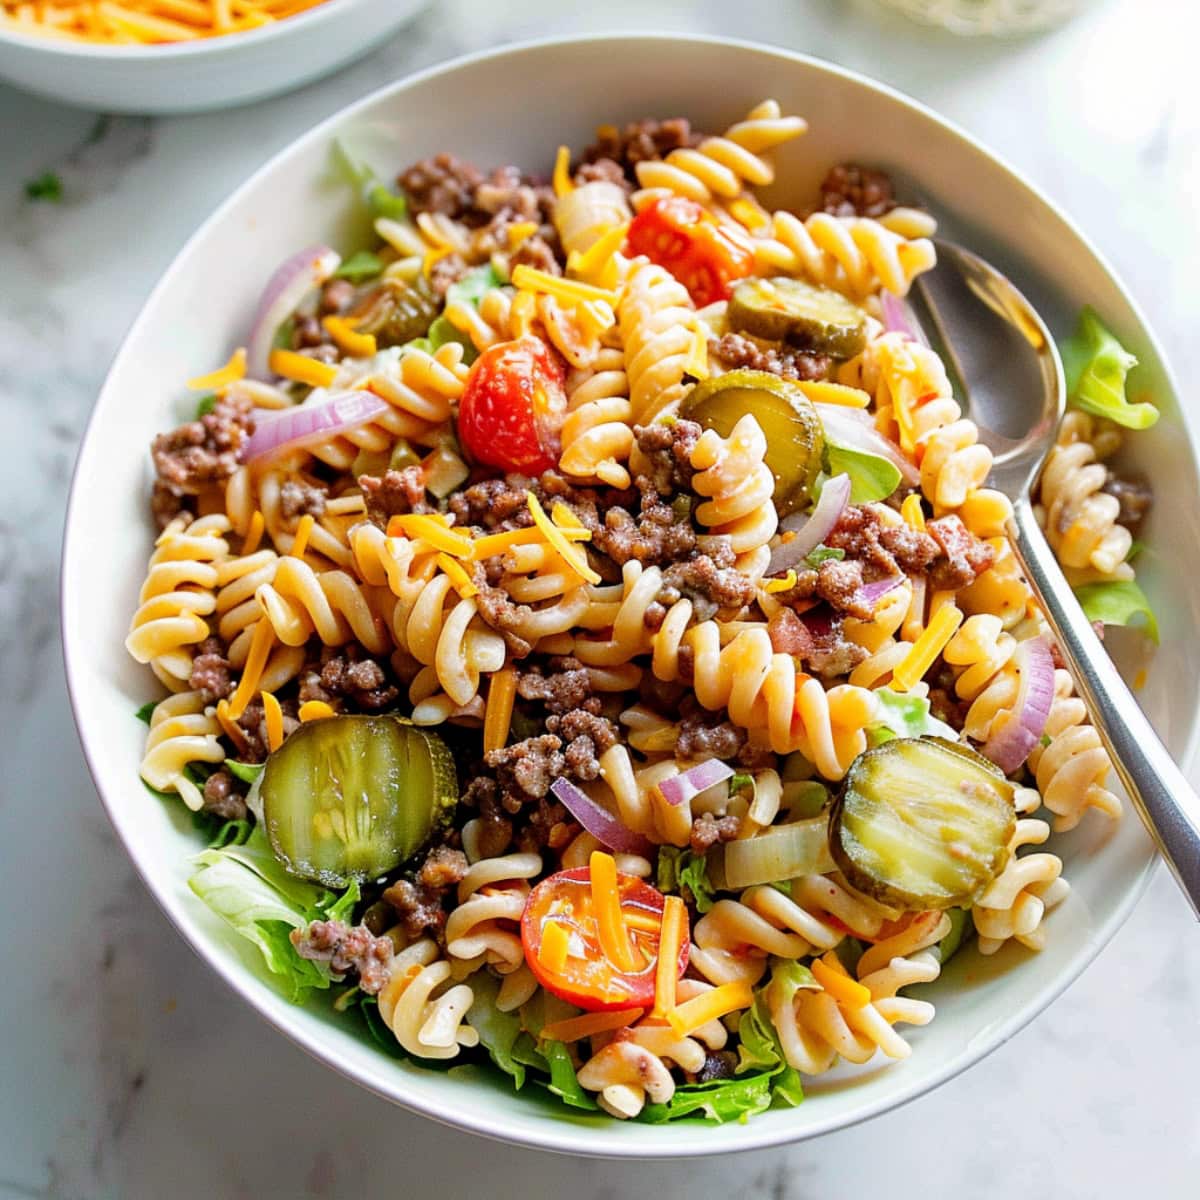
[
  {"left": 566, "top": 222, "right": 629, "bottom": 291},
  {"left": 225, "top": 617, "right": 276, "bottom": 720},
  {"left": 510, "top": 265, "right": 619, "bottom": 308},
  {"left": 796, "top": 380, "right": 871, "bottom": 409},
  {"left": 387, "top": 514, "right": 473, "bottom": 558},
  {"left": 261, "top": 691, "right": 284, "bottom": 753},
  {"left": 527, "top": 492, "right": 600, "bottom": 585},
  {"left": 763, "top": 569, "right": 797, "bottom": 594},
  {"left": 298, "top": 700, "right": 336, "bottom": 722},
  {"left": 651, "top": 895, "right": 686, "bottom": 1018},
  {"left": 683, "top": 322, "right": 709, "bottom": 380},
  {"left": 540, "top": 1007, "right": 644, "bottom": 1044},
  {"left": 435, "top": 552, "right": 478, "bottom": 599},
  {"left": 187, "top": 346, "right": 246, "bottom": 391},
  {"left": 469, "top": 527, "right": 543, "bottom": 559},
  {"left": 268, "top": 347, "right": 338, "bottom": 389},
  {"left": 215, "top": 698, "right": 250, "bottom": 756},
  {"left": 811, "top": 953, "right": 871, "bottom": 1008},
  {"left": 510, "top": 289, "right": 537, "bottom": 338},
  {"left": 482, "top": 665, "right": 517, "bottom": 754},
  {"left": 666, "top": 980, "right": 754, "bottom": 1038},
  {"left": 900, "top": 492, "right": 926, "bottom": 531},
  {"left": 552, "top": 145, "right": 574, "bottom": 198},
  {"left": 589, "top": 851, "right": 637, "bottom": 973},
  {"left": 241, "top": 510, "right": 265, "bottom": 556},
  {"left": 506, "top": 221, "right": 540, "bottom": 249},
  {"left": 289, "top": 514, "right": 315, "bottom": 560},
  {"left": 892, "top": 601, "right": 963, "bottom": 692},
  {"left": 322, "top": 315, "right": 376, "bottom": 359},
  {"left": 538, "top": 919, "right": 572, "bottom": 975}
]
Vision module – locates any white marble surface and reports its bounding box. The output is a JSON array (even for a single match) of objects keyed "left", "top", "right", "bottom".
[{"left": 3, "top": 0, "right": 1199, "bottom": 1195}]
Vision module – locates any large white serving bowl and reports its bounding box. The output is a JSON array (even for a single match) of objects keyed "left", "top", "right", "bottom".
[
  {"left": 63, "top": 34, "right": 1200, "bottom": 1157},
  {"left": 0, "top": 0, "right": 427, "bottom": 114}
]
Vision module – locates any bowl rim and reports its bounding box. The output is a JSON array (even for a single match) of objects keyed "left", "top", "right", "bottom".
[
  {"left": 61, "top": 30, "right": 1199, "bottom": 1158},
  {"left": 0, "top": 0, "right": 365, "bottom": 58}
]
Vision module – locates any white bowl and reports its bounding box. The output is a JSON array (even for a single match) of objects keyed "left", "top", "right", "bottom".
[
  {"left": 0, "top": 0, "right": 427, "bottom": 114},
  {"left": 63, "top": 33, "right": 1200, "bottom": 1157}
]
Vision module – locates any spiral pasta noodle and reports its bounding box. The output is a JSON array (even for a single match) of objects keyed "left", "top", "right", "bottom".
[
  {"left": 973, "top": 816, "right": 1069, "bottom": 954},
  {"left": 444, "top": 852, "right": 542, "bottom": 975},
  {"left": 376, "top": 938, "right": 480, "bottom": 1060},
  {"left": 558, "top": 347, "right": 636, "bottom": 488},
  {"left": 140, "top": 691, "right": 226, "bottom": 811}
]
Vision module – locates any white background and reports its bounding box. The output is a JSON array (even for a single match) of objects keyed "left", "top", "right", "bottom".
[{"left": 2, "top": 0, "right": 1198, "bottom": 1195}]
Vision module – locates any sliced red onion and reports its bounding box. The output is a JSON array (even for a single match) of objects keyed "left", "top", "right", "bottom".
[
  {"left": 550, "top": 778, "right": 654, "bottom": 857},
  {"left": 816, "top": 404, "right": 920, "bottom": 487},
  {"left": 981, "top": 636, "right": 1056, "bottom": 774},
  {"left": 655, "top": 760, "right": 734, "bottom": 808},
  {"left": 881, "top": 291, "right": 915, "bottom": 338},
  {"left": 246, "top": 245, "right": 341, "bottom": 379},
  {"left": 766, "top": 473, "right": 851, "bottom": 577},
  {"left": 243, "top": 390, "right": 388, "bottom": 463},
  {"left": 855, "top": 574, "right": 905, "bottom": 607}
]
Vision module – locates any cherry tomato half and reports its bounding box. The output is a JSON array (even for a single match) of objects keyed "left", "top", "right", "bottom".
[
  {"left": 521, "top": 866, "right": 690, "bottom": 1013},
  {"left": 626, "top": 195, "right": 755, "bottom": 306},
  {"left": 457, "top": 335, "right": 567, "bottom": 474}
]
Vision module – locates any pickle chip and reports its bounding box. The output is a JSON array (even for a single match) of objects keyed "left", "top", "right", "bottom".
[
  {"left": 261, "top": 715, "right": 458, "bottom": 886},
  {"left": 830, "top": 736, "right": 1017, "bottom": 911},
  {"left": 681, "top": 369, "right": 825, "bottom": 515},
  {"left": 728, "top": 277, "right": 867, "bottom": 359}
]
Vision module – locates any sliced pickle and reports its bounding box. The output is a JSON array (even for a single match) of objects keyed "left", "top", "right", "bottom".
[
  {"left": 728, "top": 277, "right": 867, "bottom": 358},
  {"left": 352, "top": 276, "right": 440, "bottom": 347},
  {"left": 830, "top": 736, "right": 1017, "bottom": 911},
  {"left": 681, "top": 369, "right": 824, "bottom": 515},
  {"left": 262, "top": 715, "right": 457, "bottom": 886}
]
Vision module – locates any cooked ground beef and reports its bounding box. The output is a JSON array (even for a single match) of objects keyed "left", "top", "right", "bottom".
[
  {"left": 1102, "top": 473, "right": 1154, "bottom": 530},
  {"left": 298, "top": 644, "right": 399, "bottom": 711},
  {"left": 427, "top": 252, "right": 473, "bottom": 297},
  {"left": 235, "top": 696, "right": 300, "bottom": 762},
  {"left": 189, "top": 636, "right": 233, "bottom": 703},
  {"left": 710, "top": 332, "right": 831, "bottom": 382},
  {"left": 418, "top": 844, "right": 469, "bottom": 890},
  {"left": 582, "top": 117, "right": 703, "bottom": 180},
  {"left": 517, "top": 658, "right": 601, "bottom": 716},
  {"left": 471, "top": 569, "right": 536, "bottom": 657},
  {"left": 572, "top": 156, "right": 631, "bottom": 190},
  {"left": 150, "top": 392, "right": 254, "bottom": 528},
  {"left": 594, "top": 480, "right": 696, "bottom": 567},
  {"left": 399, "top": 152, "right": 482, "bottom": 219},
  {"left": 450, "top": 475, "right": 537, "bottom": 530},
  {"left": 659, "top": 545, "right": 757, "bottom": 620},
  {"left": 460, "top": 776, "right": 515, "bottom": 858},
  {"left": 279, "top": 479, "right": 327, "bottom": 522},
  {"left": 767, "top": 607, "right": 868, "bottom": 679},
  {"left": 815, "top": 163, "right": 897, "bottom": 218},
  {"left": 825, "top": 504, "right": 941, "bottom": 578},
  {"left": 200, "top": 769, "right": 247, "bottom": 822},
  {"left": 633, "top": 420, "right": 702, "bottom": 495},
  {"left": 290, "top": 919, "right": 393, "bottom": 994},
  {"left": 690, "top": 812, "right": 741, "bottom": 855},
  {"left": 321, "top": 278, "right": 356, "bottom": 314},
  {"left": 926, "top": 515, "right": 995, "bottom": 591},
  {"left": 359, "top": 467, "right": 432, "bottom": 526},
  {"left": 692, "top": 1050, "right": 739, "bottom": 1084},
  {"left": 516, "top": 795, "right": 577, "bottom": 855},
  {"left": 545, "top": 709, "right": 619, "bottom": 780},
  {"left": 815, "top": 558, "right": 870, "bottom": 619},
  {"left": 674, "top": 702, "right": 776, "bottom": 769},
  {"left": 486, "top": 734, "right": 565, "bottom": 810}
]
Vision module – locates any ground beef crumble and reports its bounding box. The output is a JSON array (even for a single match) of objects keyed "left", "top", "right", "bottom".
[
  {"left": 358, "top": 467, "right": 432, "bottom": 525},
  {"left": 674, "top": 701, "right": 775, "bottom": 769},
  {"left": 926, "top": 515, "right": 995, "bottom": 591},
  {"left": 200, "top": 769, "right": 247, "bottom": 822},
  {"left": 690, "top": 812, "right": 741, "bottom": 855},
  {"left": 633, "top": 421, "right": 701, "bottom": 496},
  {"left": 594, "top": 479, "right": 696, "bottom": 567},
  {"left": 380, "top": 845, "right": 470, "bottom": 943},
  {"left": 710, "top": 332, "right": 831, "bottom": 381},
  {"left": 581, "top": 117, "right": 703, "bottom": 180},
  {"left": 767, "top": 607, "right": 868, "bottom": 679},
  {"left": 815, "top": 163, "right": 897, "bottom": 218},
  {"left": 298, "top": 644, "right": 399, "bottom": 711},
  {"left": 290, "top": 919, "right": 394, "bottom": 994},
  {"left": 1102, "top": 473, "right": 1154, "bottom": 530},
  {"left": 279, "top": 479, "right": 327, "bottom": 522},
  {"left": 189, "top": 636, "right": 233, "bottom": 703}
]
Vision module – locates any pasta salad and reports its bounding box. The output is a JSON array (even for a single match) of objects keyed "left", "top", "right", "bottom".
[{"left": 127, "top": 102, "right": 1159, "bottom": 1124}]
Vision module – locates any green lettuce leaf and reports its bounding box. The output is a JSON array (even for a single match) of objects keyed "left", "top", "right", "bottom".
[
  {"left": 334, "top": 249, "right": 384, "bottom": 283},
  {"left": 541, "top": 1040, "right": 599, "bottom": 1110},
  {"left": 656, "top": 846, "right": 716, "bottom": 913},
  {"left": 805, "top": 544, "right": 846, "bottom": 567},
  {"left": 637, "top": 1070, "right": 781, "bottom": 1125},
  {"left": 427, "top": 264, "right": 506, "bottom": 364},
  {"left": 825, "top": 445, "right": 903, "bottom": 503},
  {"left": 870, "top": 687, "right": 958, "bottom": 742},
  {"left": 466, "top": 971, "right": 529, "bottom": 1089},
  {"left": 1074, "top": 579, "right": 1159, "bottom": 644},
  {"left": 188, "top": 829, "right": 353, "bottom": 1003},
  {"left": 1060, "top": 308, "right": 1158, "bottom": 430},
  {"left": 333, "top": 140, "right": 408, "bottom": 222},
  {"left": 933, "top": 907, "right": 971, "bottom": 964},
  {"left": 206, "top": 818, "right": 253, "bottom": 850},
  {"left": 224, "top": 759, "right": 264, "bottom": 785},
  {"left": 134, "top": 700, "right": 157, "bottom": 725}
]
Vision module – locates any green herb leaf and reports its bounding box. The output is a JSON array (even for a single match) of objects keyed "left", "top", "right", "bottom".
[
  {"left": 825, "top": 445, "right": 903, "bottom": 503},
  {"left": 334, "top": 249, "right": 384, "bottom": 283},
  {"left": 1060, "top": 307, "right": 1158, "bottom": 430},
  {"left": 134, "top": 700, "right": 157, "bottom": 725},
  {"left": 25, "top": 171, "right": 63, "bottom": 202},
  {"left": 805, "top": 544, "right": 845, "bottom": 567},
  {"left": 1073, "top": 579, "right": 1159, "bottom": 644},
  {"left": 365, "top": 182, "right": 408, "bottom": 222},
  {"left": 224, "top": 760, "right": 265, "bottom": 785},
  {"left": 194, "top": 393, "right": 217, "bottom": 419}
]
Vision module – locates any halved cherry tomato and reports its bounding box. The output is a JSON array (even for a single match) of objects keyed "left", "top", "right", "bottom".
[
  {"left": 457, "top": 335, "right": 567, "bottom": 474},
  {"left": 521, "top": 866, "right": 690, "bottom": 1012},
  {"left": 626, "top": 195, "right": 755, "bottom": 306}
]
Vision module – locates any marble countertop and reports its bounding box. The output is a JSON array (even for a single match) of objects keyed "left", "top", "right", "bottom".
[{"left": 3, "top": 0, "right": 1199, "bottom": 1195}]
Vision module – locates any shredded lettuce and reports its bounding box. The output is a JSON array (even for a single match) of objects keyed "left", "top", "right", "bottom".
[
  {"left": 334, "top": 249, "right": 384, "bottom": 283},
  {"left": 1060, "top": 308, "right": 1158, "bottom": 430},
  {"left": 193, "top": 393, "right": 216, "bottom": 419},
  {"left": 805, "top": 544, "right": 846, "bottom": 567},
  {"left": 657, "top": 846, "right": 716, "bottom": 913},
  {"left": 134, "top": 700, "right": 156, "bottom": 725},
  {"left": 466, "top": 972, "right": 530, "bottom": 1089},
  {"left": 1074, "top": 579, "right": 1159, "bottom": 644},
  {"left": 870, "top": 687, "right": 958, "bottom": 742},
  {"left": 824, "top": 445, "right": 903, "bottom": 504},
  {"left": 637, "top": 1069, "right": 788, "bottom": 1125},
  {"left": 188, "top": 829, "right": 359, "bottom": 1003},
  {"left": 934, "top": 907, "right": 971, "bottom": 964},
  {"left": 224, "top": 759, "right": 264, "bottom": 785},
  {"left": 333, "top": 140, "right": 409, "bottom": 222},
  {"left": 427, "top": 263, "right": 505, "bottom": 364},
  {"left": 540, "top": 1039, "right": 599, "bottom": 1110}
]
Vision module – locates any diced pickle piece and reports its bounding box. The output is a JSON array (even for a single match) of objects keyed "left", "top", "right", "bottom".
[
  {"left": 352, "top": 276, "right": 440, "bottom": 346},
  {"left": 728, "top": 277, "right": 867, "bottom": 358},
  {"left": 681, "top": 369, "right": 825, "bottom": 515},
  {"left": 830, "top": 736, "right": 1017, "bottom": 910},
  {"left": 262, "top": 715, "right": 457, "bottom": 886}
]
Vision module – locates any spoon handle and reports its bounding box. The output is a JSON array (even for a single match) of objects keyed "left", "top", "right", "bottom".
[{"left": 1009, "top": 496, "right": 1200, "bottom": 918}]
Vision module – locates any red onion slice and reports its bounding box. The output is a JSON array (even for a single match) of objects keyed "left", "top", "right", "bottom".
[
  {"left": 246, "top": 245, "right": 341, "bottom": 379},
  {"left": 855, "top": 574, "right": 905, "bottom": 607},
  {"left": 243, "top": 390, "right": 388, "bottom": 463},
  {"left": 880, "top": 290, "right": 930, "bottom": 347},
  {"left": 981, "top": 636, "right": 1056, "bottom": 774},
  {"left": 549, "top": 778, "right": 654, "bottom": 857},
  {"left": 816, "top": 404, "right": 920, "bottom": 487},
  {"left": 766, "top": 473, "right": 851, "bottom": 577},
  {"left": 655, "top": 760, "right": 734, "bottom": 808}
]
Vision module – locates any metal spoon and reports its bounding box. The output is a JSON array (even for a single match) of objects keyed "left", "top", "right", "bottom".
[{"left": 910, "top": 240, "right": 1200, "bottom": 916}]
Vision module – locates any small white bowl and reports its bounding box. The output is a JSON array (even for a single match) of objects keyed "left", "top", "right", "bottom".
[
  {"left": 0, "top": 0, "right": 427, "bottom": 114},
  {"left": 63, "top": 33, "right": 1200, "bottom": 1156}
]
